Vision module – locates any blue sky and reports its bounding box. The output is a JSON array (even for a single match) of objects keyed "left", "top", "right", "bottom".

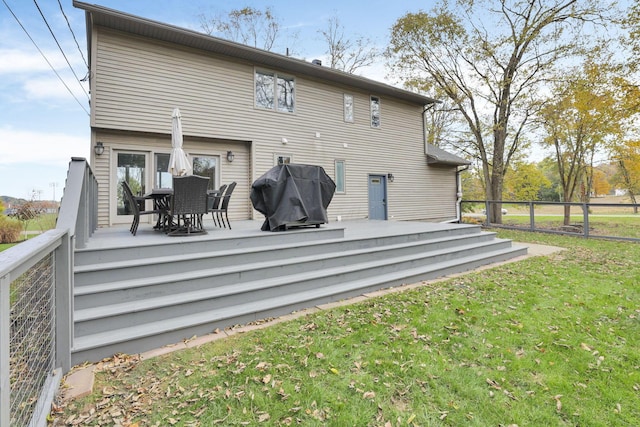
[{"left": 0, "top": 0, "right": 432, "bottom": 201}]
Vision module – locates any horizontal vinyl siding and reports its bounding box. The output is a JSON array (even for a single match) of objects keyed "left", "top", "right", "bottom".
[
  {"left": 93, "top": 27, "right": 457, "bottom": 223},
  {"left": 94, "top": 28, "right": 254, "bottom": 137}
]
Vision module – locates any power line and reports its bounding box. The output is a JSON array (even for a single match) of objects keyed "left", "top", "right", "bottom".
[
  {"left": 32, "top": 0, "right": 90, "bottom": 100},
  {"left": 57, "top": 0, "right": 88, "bottom": 69},
  {"left": 2, "top": 0, "right": 90, "bottom": 115}
]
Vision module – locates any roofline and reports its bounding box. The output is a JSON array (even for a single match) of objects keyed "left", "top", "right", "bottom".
[
  {"left": 426, "top": 144, "right": 471, "bottom": 166},
  {"left": 73, "top": 1, "right": 438, "bottom": 106}
]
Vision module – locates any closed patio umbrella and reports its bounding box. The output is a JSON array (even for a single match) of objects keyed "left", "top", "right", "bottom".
[{"left": 168, "top": 108, "right": 193, "bottom": 176}]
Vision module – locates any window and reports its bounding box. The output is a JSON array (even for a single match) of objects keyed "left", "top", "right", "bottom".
[
  {"left": 192, "top": 155, "right": 218, "bottom": 190},
  {"left": 344, "top": 94, "right": 354, "bottom": 123},
  {"left": 335, "top": 160, "right": 345, "bottom": 194},
  {"left": 256, "top": 70, "right": 295, "bottom": 113},
  {"left": 116, "top": 152, "right": 146, "bottom": 216},
  {"left": 370, "top": 96, "right": 381, "bottom": 128},
  {"left": 155, "top": 153, "right": 172, "bottom": 189},
  {"left": 275, "top": 154, "right": 292, "bottom": 165}
]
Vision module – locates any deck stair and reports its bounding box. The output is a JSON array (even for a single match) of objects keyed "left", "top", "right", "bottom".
[{"left": 71, "top": 221, "right": 526, "bottom": 365}]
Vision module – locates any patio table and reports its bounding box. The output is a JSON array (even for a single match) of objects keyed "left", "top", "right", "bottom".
[{"left": 144, "top": 188, "right": 173, "bottom": 231}]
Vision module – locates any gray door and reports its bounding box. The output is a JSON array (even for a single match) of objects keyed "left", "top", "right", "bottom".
[{"left": 368, "top": 175, "right": 387, "bottom": 220}]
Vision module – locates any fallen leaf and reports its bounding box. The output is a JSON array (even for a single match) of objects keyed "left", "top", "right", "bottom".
[
  {"left": 363, "top": 391, "right": 376, "bottom": 399},
  {"left": 329, "top": 367, "right": 340, "bottom": 375},
  {"left": 553, "top": 395, "right": 563, "bottom": 412},
  {"left": 486, "top": 378, "right": 501, "bottom": 390}
]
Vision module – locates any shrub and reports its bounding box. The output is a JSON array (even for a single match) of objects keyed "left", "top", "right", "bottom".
[{"left": 0, "top": 215, "right": 23, "bottom": 243}]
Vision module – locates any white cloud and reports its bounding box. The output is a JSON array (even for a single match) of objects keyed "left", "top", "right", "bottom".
[
  {"left": 0, "top": 48, "right": 65, "bottom": 74},
  {"left": 0, "top": 127, "right": 89, "bottom": 165},
  {"left": 22, "top": 75, "right": 89, "bottom": 102}
]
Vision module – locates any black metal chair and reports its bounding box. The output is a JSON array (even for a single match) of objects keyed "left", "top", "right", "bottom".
[
  {"left": 210, "top": 181, "right": 236, "bottom": 229},
  {"left": 207, "top": 184, "right": 227, "bottom": 227},
  {"left": 122, "top": 181, "right": 164, "bottom": 236},
  {"left": 167, "top": 175, "right": 210, "bottom": 236}
]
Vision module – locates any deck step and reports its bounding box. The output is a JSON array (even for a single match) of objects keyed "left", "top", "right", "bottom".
[
  {"left": 71, "top": 245, "right": 526, "bottom": 362},
  {"left": 73, "top": 238, "right": 516, "bottom": 330},
  {"left": 70, "top": 221, "right": 527, "bottom": 365},
  {"left": 73, "top": 232, "right": 500, "bottom": 295}
]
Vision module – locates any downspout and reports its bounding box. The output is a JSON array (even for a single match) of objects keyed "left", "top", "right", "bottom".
[
  {"left": 422, "top": 104, "right": 435, "bottom": 158},
  {"left": 455, "top": 165, "right": 470, "bottom": 223}
]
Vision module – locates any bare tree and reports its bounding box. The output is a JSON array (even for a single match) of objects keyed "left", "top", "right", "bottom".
[
  {"left": 318, "top": 14, "right": 378, "bottom": 74},
  {"left": 387, "top": 0, "right": 611, "bottom": 223},
  {"left": 200, "top": 6, "right": 297, "bottom": 54}
]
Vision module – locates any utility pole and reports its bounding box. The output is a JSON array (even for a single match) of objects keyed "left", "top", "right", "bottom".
[{"left": 50, "top": 182, "right": 59, "bottom": 201}]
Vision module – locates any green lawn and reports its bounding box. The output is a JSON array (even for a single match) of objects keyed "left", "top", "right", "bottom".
[
  {"left": 0, "top": 243, "right": 15, "bottom": 252},
  {"left": 55, "top": 231, "right": 640, "bottom": 426}
]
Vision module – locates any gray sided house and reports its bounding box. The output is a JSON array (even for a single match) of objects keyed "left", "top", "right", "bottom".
[{"left": 74, "top": 1, "right": 469, "bottom": 228}]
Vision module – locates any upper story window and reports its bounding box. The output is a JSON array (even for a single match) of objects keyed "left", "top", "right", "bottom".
[
  {"left": 370, "top": 96, "right": 381, "bottom": 128},
  {"left": 256, "top": 70, "right": 295, "bottom": 113},
  {"left": 335, "top": 160, "right": 346, "bottom": 194},
  {"left": 344, "top": 94, "right": 354, "bottom": 123}
]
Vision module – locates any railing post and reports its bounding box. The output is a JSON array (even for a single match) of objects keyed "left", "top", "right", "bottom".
[
  {"left": 55, "top": 232, "right": 73, "bottom": 373},
  {"left": 1, "top": 273, "right": 10, "bottom": 427}
]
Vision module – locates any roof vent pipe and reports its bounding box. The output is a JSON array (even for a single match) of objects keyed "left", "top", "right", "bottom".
[{"left": 311, "top": 59, "right": 322, "bottom": 66}]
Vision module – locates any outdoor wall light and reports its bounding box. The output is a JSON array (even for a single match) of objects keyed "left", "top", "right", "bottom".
[
  {"left": 387, "top": 173, "right": 395, "bottom": 183},
  {"left": 226, "top": 151, "right": 235, "bottom": 162},
  {"left": 94, "top": 142, "right": 104, "bottom": 156}
]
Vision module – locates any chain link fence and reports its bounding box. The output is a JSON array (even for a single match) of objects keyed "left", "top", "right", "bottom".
[{"left": 9, "top": 254, "right": 56, "bottom": 426}]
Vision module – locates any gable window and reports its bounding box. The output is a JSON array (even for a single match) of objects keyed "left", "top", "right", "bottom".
[
  {"left": 370, "top": 96, "right": 381, "bottom": 128},
  {"left": 335, "top": 160, "right": 346, "bottom": 194},
  {"left": 344, "top": 94, "right": 354, "bottom": 123},
  {"left": 256, "top": 70, "right": 295, "bottom": 113}
]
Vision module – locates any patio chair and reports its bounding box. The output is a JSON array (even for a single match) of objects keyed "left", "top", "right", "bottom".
[
  {"left": 167, "top": 175, "right": 210, "bottom": 236},
  {"left": 122, "top": 181, "right": 164, "bottom": 236},
  {"left": 210, "top": 181, "right": 236, "bottom": 229},
  {"left": 207, "top": 184, "right": 227, "bottom": 227}
]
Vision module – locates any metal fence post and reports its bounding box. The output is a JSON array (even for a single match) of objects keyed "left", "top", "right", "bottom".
[
  {"left": 529, "top": 202, "right": 535, "bottom": 231},
  {"left": 583, "top": 203, "right": 590, "bottom": 238},
  {"left": 485, "top": 201, "right": 490, "bottom": 226},
  {"left": 1, "top": 274, "right": 10, "bottom": 427}
]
